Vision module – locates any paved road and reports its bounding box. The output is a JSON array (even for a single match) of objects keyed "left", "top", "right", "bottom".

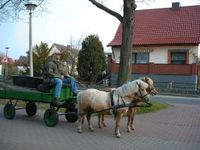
[
  {"left": 152, "top": 95, "right": 200, "bottom": 105},
  {"left": 0, "top": 95, "right": 200, "bottom": 150}
]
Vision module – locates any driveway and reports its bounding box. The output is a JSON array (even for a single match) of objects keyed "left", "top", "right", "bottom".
[{"left": 0, "top": 95, "right": 200, "bottom": 150}]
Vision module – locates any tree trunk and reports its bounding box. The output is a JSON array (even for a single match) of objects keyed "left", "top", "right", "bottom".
[
  {"left": 117, "top": 0, "right": 136, "bottom": 86},
  {"left": 198, "top": 69, "right": 200, "bottom": 90}
]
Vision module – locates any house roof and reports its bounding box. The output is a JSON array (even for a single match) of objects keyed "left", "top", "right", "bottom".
[
  {"left": 108, "top": 5, "right": 200, "bottom": 46},
  {"left": 0, "top": 56, "right": 14, "bottom": 64},
  {"left": 50, "top": 43, "right": 71, "bottom": 52},
  {"left": 16, "top": 56, "right": 28, "bottom": 65}
]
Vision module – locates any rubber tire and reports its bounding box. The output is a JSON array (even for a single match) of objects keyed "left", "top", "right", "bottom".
[
  {"left": 25, "top": 102, "right": 37, "bottom": 117},
  {"left": 65, "top": 109, "right": 78, "bottom": 123},
  {"left": 3, "top": 103, "right": 15, "bottom": 119},
  {"left": 44, "top": 108, "right": 58, "bottom": 127}
]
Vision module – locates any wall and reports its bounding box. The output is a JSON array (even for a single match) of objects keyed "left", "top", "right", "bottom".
[{"left": 112, "top": 45, "right": 198, "bottom": 64}]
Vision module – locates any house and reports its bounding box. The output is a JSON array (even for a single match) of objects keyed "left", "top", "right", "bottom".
[
  {"left": 15, "top": 56, "right": 28, "bottom": 74},
  {"left": 108, "top": 2, "right": 200, "bottom": 90},
  {"left": 50, "top": 43, "right": 78, "bottom": 75},
  {"left": 0, "top": 56, "right": 14, "bottom": 76},
  {"left": 16, "top": 56, "right": 28, "bottom": 66},
  {"left": 0, "top": 56, "right": 14, "bottom": 64}
]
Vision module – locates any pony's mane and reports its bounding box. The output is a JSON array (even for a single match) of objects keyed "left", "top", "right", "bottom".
[
  {"left": 115, "top": 80, "right": 148, "bottom": 97},
  {"left": 139, "top": 77, "right": 154, "bottom": 86}
]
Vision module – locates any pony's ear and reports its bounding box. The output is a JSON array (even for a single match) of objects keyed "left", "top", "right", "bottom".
[
  {"left": 140, "top": 77, "right": 145, "bottom": 82},
  {"left": 144, "top": 76, "right": 148, "bottom": 82},
  {"left": 137, "top": 82, "right": 142, "bottom": 88}
]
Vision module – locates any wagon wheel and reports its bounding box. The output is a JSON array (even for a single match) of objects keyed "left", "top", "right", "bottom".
[
  {"left": 25, "top": 102, "right": 37, "bottom": 117},
  {"left": 3, "top": 103, "right": 15, "bottom": 119},
  {"left": 65, "top": 108, "right": 78, "bottom": 123},
  {"left": 44, "top": 108, "right": 58, "bottom": 127}
]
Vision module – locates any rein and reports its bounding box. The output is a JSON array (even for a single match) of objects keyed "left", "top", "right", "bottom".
[{"left": 94, "top": 100, "right": 152, "bottom": 114}]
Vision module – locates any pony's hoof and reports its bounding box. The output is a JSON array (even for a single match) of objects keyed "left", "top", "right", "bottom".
[
  {"left": 77, "top": 129, "right": 83, "bottom": 133},
  {"left": 131, "top": 126, "right": 135, "bottom": 130},
  {"left": 127, "top": 128, "right": 131, "bottom": 132},
  {"left": 116, "top": 133, "right": 121, "bottom": 138},
  {"left": 115, "top": 132, "right": 121, "bottom": 138},
  {"left": 103, "top": 124, "right": 107, "bottom": 127},
  {"left": 89, "top": 128, "right": 94, "bottom": 132}
]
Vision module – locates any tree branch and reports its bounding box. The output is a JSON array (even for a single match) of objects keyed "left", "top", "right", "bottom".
[
  {"left": 0, "top": 0, "right": 11, "bottom": 9},
  {"left": 88, "top": 0, "right": 123, "bottom": 22}
]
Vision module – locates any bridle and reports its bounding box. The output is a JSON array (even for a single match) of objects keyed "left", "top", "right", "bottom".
[
  {"left": 147, "top": 85, "right": 157, "bottom": 96},
  {"left": 136, "top": 82, "right": 148, "bottom": 99}
]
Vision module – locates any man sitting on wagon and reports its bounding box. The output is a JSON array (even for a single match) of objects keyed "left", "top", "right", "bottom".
[{"left": 43, "top": 50, "right": 78, "bottom": 106}]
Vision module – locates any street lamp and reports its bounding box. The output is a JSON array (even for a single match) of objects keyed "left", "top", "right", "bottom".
[
  {"left": 5, "top": 47, "right": 9, "bottom": 58},
  {"left": 25, "top": 3, "right": 37, "bottom": 77}
]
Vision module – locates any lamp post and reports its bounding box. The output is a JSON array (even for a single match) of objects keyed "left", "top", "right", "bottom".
[
  {"left": 5, "top": 47, "right": 9, "bottom": 58},
  {"left": 25, "top": 3, "right": 37, "bottom": 77}
]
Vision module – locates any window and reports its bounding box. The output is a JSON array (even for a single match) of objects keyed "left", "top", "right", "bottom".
[
  {"left": 132, "top": 53, "right": 149, "bottom": 64},
  {"left": 171, "top": 52, "right": 186, "bottom": 64}
]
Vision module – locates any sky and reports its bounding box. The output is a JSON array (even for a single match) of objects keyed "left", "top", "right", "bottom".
[{"left": 0, "top": 0, "right": 200, "bottom": 60}]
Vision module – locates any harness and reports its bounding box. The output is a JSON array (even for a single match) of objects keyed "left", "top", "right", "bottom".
[{"left": 95, "top": 89, "right": 152, "bottom": 114}]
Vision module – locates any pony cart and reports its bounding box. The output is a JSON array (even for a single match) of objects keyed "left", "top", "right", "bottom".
[{"left": 0, "top": 76, "right": 78, "bottom": 127}]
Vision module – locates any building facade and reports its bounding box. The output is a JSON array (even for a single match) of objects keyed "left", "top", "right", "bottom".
[{"left": 108, "top": 3, "right": 200, "bottom": 90}]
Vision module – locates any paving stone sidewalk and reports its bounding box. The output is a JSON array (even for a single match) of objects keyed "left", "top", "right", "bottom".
[{"left": 0, "top": 102, "right": 200, "bottom": 150}]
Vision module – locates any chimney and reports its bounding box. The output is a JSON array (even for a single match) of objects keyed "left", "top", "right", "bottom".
[{"left": 172, "top": 2, "right": 181, "bottom": 10}]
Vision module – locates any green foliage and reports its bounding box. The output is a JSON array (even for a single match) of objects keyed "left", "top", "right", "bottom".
[
  {"left": 77, "top": 34, "right": 106, "bottom": 83},
  {"left": 32, "top": 42, "right": 51, "bottom": 76}
]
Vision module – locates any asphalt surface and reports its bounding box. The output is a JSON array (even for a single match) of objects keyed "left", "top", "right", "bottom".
[{"left": 0, "top": 95, "right": 200, "bottom": 150}]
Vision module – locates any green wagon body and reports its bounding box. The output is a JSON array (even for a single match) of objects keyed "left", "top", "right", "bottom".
[
  {"left": 0, "top": 81, "right": 78, "bottom": 126},
  {"left": 0, "top": 85, "right": 75, "bottom": 103}
]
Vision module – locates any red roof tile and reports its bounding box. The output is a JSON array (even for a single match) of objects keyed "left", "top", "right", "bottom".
[{"left": 108, "top": 5, "right": 200, "bottom": 46}]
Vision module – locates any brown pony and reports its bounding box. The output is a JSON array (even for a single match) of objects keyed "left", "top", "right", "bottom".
[
  {"left": 77, "top": 79, "right": 150, "bottom": 138},
  {"left": 127, "top": 77, "right": 157, "bottom": 132}
]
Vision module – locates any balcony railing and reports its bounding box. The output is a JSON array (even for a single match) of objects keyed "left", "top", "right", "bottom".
[{"left": 110, "top": 63, "right": 197, "bottom": 75}]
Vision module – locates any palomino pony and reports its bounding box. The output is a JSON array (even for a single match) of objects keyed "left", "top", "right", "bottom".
[
  {"left": 77, "top": 79, "right": 150, "bottom": 138},
  {"left": 97, "top": 77, "right": 157, "bottom": 132}
]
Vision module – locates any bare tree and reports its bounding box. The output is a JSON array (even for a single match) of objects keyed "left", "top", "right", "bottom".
[
  {"left": 89, "top": 0, "right": 136, "bottom": 86},
  {"left": 89, "top": 0, "right": 154, "bottom": 86},
  {"left": 0, "top": 0, "right": 47, "bottom": 22},
  {"left": 67, "top": 36, "right": 82, "bottom": 76}
]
